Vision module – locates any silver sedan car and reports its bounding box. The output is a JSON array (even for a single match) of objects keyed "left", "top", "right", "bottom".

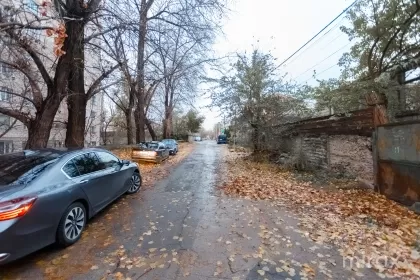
[{"left": 0, "top": 148, "right": 141, "bottom": 264}]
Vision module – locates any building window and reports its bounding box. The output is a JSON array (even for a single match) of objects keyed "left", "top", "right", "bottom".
[
  {"left": 26, "top": 0, "right": 38, "bottom": 13},
  {"left": 0, "top": 63, "right": 13, "bottom": 77},
  {"left": 92, "top": 95, "right": 97, "bottom": 106},
  {"left": 0, "top": 141, "right": 13, "bottom": 154},
  {"left": 0, "top": 114, "right": 10, "bottom": 126},
  {"left": 24, "top": 28, "right": 41, "bottom": 41},
  {"left": 0, "top": 87, "right": 12, "bottom": 101}
]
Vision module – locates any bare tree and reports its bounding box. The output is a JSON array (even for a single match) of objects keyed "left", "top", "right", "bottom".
[
  {"left": 0, "top": 0, "right": 116, "bottom": 148},
  {"left": 102, "top": 0, "right": 226, "bottom": 142}
]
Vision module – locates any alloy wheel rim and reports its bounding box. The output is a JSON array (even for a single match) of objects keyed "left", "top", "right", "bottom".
[
  {"left": 64, "top": 206, "right": 85, "bottom": 240},
  {"left": 129, "top": 173, "right": 141, "bottom": 192}
]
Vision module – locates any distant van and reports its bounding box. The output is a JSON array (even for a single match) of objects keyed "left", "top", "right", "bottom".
[{"left": 217, "top": 134, "right": 227, "bottom": 144}]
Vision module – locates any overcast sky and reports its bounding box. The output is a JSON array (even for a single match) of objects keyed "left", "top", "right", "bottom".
[{"left": 200, "top": 0, "right": 354, "bottom": 131}]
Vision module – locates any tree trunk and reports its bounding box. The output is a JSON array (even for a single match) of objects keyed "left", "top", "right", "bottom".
[
  {"left": 126, "top": 88, "right": 135, "bottom": 144},
  {"left": 163, "top": 106, "right": 173, "bottom": 139},
  {"left": 65, "top": 20, "right": 86, "bottom": 148},
  {"left": 146, "top": 118, "right": 157, "bottom": 140},
  {"left": 134, "top": 106, "right": 143, "bottom": 142},
  {"left": 135, "top": 0, "right": 148, "bottom": 143},
  {"left": 251, "top": 125, "right": 260, "bottom": 152},
  {"left": 134, "top": 0, "right": 154, "bottom": 142},
  {"left": 126, "top": 109, "right": 134, "bottom": 144},
  {"left": 26, "top": 96, "right": 61, "bottom": 148}
]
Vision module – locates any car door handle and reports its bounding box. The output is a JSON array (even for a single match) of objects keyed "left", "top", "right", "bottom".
[{"left": 80, "top": 179, "right": 89, "bottom": 184}]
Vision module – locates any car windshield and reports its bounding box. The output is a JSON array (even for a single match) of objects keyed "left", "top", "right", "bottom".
[
  {"left": 218, "top": 135, "right": 226, "bottom": 140},
  {"left": 0, "top": 151, "right": 62, "bottom": 185},
  {"left": 148, "top": 143, "right": 159, "bottom": 149},
  {"left": 162, "top": 139, "right": 174, "bottom": 144}
]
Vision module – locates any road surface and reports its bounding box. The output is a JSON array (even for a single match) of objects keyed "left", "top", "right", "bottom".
[{"left": 1, "top": 141, "right": 378, "bottom": 280}]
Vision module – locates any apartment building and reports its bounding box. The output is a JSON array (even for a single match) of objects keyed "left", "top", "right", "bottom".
[{"left": 0, "top": 0, "right": 104, "bottom": 154}]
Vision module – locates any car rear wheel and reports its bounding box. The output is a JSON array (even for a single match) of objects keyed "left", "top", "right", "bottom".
[
  {"left": 127, "top": 172, "right": 141, "bottom": 194},
  {"left": 57, "top": 202, "right": 86, "bottom": 247}
]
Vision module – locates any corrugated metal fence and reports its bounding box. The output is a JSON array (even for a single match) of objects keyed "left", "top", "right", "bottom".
[{"left": 374, "top": 121, "right": 420, "bottom": 206}]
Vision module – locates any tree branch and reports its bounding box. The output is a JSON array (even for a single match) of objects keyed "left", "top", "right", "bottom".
[
  {"left": 0, "top": 107, "right": 31, "bottom": 125},
  {"left": 86, "top": 63, "right": 120, "bottom": 100},
  {"left": 3, "top": 29, "right": 53, "bottom": 87}
]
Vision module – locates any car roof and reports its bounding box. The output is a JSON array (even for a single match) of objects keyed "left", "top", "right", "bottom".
[{"left": 0, "top": 147, "right": 112, "bottom": 160}]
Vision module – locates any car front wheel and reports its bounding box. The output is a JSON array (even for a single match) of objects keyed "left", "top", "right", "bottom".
[
  {"left": 127, "top": 172, "right": 142, "bottom": 194},
  {"left": 57, "top": 202, "right": 86, "bottom": 247}
]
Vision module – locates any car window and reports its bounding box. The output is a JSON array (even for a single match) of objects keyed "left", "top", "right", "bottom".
[
  {"left": 96, "top": 151, "right": 120, "bottom": 169},
  {"left": 62, "top": 161, "right": 80, "bottom": 178},
  {"left": 0, "top": 151, "right": 62, "bottom": 185},
  {"left": 71, "top": 153, "right": 102, "bottom": 176},
  {"left": 148, "top": 143, "right": 159, "bottom": 149}
]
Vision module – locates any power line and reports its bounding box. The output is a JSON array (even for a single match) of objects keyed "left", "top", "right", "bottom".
[
  {"left": 276, "top": 0, "right": 358, "bottom": 69},
  {"left": 285, "top": 17, "right": 346, "bottom": 66},
  {"left": 303, "top": 63, "right": 339, "bottom": 84},
  {"left": 293, "top": 42, "right": 351, "bottom": 80}
]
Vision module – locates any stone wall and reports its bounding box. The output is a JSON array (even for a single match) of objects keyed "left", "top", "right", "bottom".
[
  {"left": 280, "top": 134, "right": 373, "bottom": 182},
  {"left": 301, "top": 135, "right": 329, "bottom": 169}
]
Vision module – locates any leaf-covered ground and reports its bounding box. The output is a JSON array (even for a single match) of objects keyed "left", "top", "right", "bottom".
[{"left": 221, "top": 151, "right": 420, "bottom": 278}]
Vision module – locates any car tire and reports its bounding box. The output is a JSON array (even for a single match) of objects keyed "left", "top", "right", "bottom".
[
  {"left": 57, "top": 202, "right": 87, "bottom": 247},
  {"left": 126, "top": 171, "right": 142, "bottom": 194}
]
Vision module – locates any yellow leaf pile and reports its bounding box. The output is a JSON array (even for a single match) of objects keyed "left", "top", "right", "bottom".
[{"left": 221, "top": 152, "right": 420, "bottom": 278}]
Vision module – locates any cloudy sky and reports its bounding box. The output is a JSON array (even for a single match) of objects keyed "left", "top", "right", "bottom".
[{"left": 200, "top": 0, "right": 354, "bottom": 130}]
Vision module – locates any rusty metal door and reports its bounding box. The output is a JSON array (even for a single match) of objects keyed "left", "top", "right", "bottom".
[{"left": 374, "top": 121, "right": 420, "bottom": 206}]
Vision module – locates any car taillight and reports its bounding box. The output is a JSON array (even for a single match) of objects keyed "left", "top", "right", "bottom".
[{"left": 0, "top": 196, "right": 37, "bottom": 221}]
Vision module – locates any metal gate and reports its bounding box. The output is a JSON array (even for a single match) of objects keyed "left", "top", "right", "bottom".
[{"left": 374, "top": 121, "right": 420, "bottom": 206}]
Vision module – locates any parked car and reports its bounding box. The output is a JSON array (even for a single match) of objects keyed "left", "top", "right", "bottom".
[
  {"left": 0, "top": 148, "right": 141, "bottom": 265},
  {"left": 217, "top": 134, "right": 227, "bottom": 144},
  {"left": 195, "top": 136, "right": 202, "bottom": 141},
  {"left": 132, "top": 141, "right": 170, "bottom": 163},
  {"left": 162, "top": 139, "right": 178, "bottom": 155}
]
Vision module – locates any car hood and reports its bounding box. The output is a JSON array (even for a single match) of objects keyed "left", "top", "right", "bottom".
[{"left": 0, "top": 184, "right": 26, "bottom": 200}]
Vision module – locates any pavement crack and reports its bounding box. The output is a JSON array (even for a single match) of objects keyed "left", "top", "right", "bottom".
[
  {"left": 135, "top": 267, "right": 153, "bottom": 279},
  {"left": 111, "top": 258, "right": 121, "bottom": 274}
]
